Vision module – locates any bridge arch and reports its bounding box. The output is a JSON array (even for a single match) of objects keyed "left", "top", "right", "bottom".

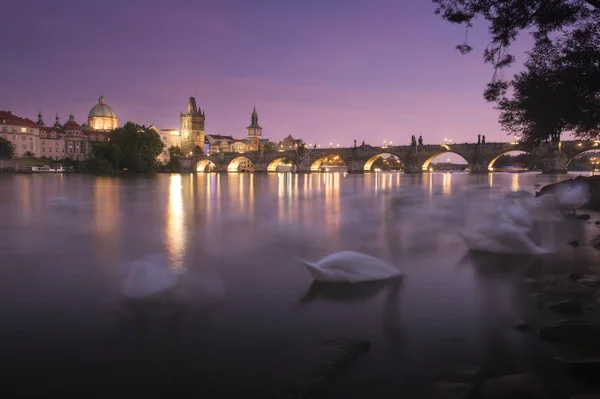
[
  {"left": 196, "top": 159, "right": 215, "bottom": 172},
  {"left": 310, "top": 154, "right": 348, "bottom": 172},
  {"left": 487, "top": 149, "right": 540, "bottom": 171},
  {"left": 227, "top": 156, "right": 256, "bottom": 172},
  {"left": 421, "top": 151, "right": 470, "bottom": 172},
  {"left": 267, "top": 157, "right": 295, "bottom": 172},
  {"left": 363, "top": 152, "right": 403, "bottom": 172},
  {"left": 566, "top": 148, "right": 600, "bottom": 168}
]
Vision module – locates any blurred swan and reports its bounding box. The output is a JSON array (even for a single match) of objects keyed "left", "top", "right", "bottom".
[
  {"left": 459, "top": 221, "right": 550, "bottom": 255},
  {"left": 494, "top": 198, "right": 533, "bottom": 230},
  {"left": 553, "top": 181, "right": 590, "bottom": 215},
  {"left": 47, "top": 196, "right": 89, "bottom": 210},
  {"left": 297, "top": 250, "right": 402, "bottom": 283},
  {"left": 122, "top": 254, "right": 179, "bottom": 299}
]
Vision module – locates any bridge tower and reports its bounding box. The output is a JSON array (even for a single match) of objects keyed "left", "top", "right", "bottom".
[
  {"left": 180, "top": 96, "right": 206, "bottom": 155},
  {"left": 247, "top": 105, "right": 262, "bottom": 138}
]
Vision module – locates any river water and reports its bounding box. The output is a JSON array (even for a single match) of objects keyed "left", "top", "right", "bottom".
[{"left": 1, "top": 172, "right": 599, "bottom": 398}]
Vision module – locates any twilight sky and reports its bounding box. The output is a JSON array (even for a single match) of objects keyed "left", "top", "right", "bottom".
[{"left": 1, "top": 0, "right": 535, "bottom": 149}]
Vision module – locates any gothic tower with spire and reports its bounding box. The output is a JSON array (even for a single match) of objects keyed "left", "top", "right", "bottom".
[
  {"left": 246, "top": 105, "right": 262, "bottom": 138},
  {"left": 180, "top": 96, "right": 205, "bottom": 155}
]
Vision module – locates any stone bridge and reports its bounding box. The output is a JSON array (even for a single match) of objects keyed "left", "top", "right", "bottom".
[{"left": 189, "top": 140, "right": 600, "bottom": 174}]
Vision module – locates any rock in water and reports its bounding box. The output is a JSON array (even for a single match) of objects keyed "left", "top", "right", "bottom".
[
  {"left": 549, "top": 299, "right": 584, "bottom": 315},
  {"left": 425, "top": 382, "right": 473, "bottom": 399},
  {"left": 480, "top": 373, "right": 543, "bottom": 399},
  {"left": 241, "top": 339, "right": 370, "bottom": 398},
  {"left": 539, "top": 323, "right": 600, "bottom": 344}
]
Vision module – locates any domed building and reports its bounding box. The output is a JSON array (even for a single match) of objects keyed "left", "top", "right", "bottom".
[{"left": 87, "top": 95, "right": 118, "bottom": 131}]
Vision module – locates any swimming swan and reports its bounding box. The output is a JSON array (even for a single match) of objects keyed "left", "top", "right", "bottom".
[
  {"left": 297, "top": 250, "right": 403, "bottom": 283},
  {"left": 122, "top": 255, "right": 180, "bottom": 299}
]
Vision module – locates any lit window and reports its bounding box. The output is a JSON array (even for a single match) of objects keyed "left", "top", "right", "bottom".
[{"left": 20, "top": 127, "right": 26, "bottom": 133}]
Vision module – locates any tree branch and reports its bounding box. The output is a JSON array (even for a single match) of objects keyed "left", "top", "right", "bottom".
[{"left": 584, "top": 0, "right": 600, "bottom": 10}]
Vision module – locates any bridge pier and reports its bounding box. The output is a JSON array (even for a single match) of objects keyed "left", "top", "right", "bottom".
[
  {"left": 542, "top": 151, "right": 568, "bottom": 174},
  {"left": 403, "top": 164, "right": 423, "bottom": 174}
]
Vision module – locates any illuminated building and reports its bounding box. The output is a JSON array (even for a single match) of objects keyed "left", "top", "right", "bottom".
[
  {"left": 180, "top": 96, "right": 205, "bottom": 155},
  {"left": 87, "top": 95, "right": 118, "bottom": 131}
]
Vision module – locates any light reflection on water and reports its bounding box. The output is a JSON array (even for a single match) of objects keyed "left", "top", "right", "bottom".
[{"left": 0, "top": 171, "right": 598, "bottom": 398}]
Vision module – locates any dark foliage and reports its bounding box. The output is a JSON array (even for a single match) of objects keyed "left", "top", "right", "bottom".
[
  {"left": 433, "top": 0, "right": 600, "bottom": 143},
  {"left": 0, "top": 137, "right": 15, "bottom": 159},
  {"left": 86, "top": 122, "right": 164, "bottom": 173}
]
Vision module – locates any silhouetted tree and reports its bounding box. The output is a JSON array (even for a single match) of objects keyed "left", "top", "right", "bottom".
[
  {"left": 433, "top": 0, "right": 600, "bottom": 144},
  {"left": 0, "top": 137, "right": 15, "bottom": 159},
  {"left": 86, "top": 122, "right": 164, "bottom": 173},
  {"left": 263, "top": 141, "right": 276, "bottom": 152},
  {"left": 166, "top": 146, "right": 184, "bottom": 172}
]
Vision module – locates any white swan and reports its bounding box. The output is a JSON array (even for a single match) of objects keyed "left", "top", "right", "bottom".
[
  {"left": 553, "top": 182, "right": 590, "bottom": 214},
  {"left": 298, "top": 251, "right": 402, "bottom": 283},
  {"left": 459, "top": 221, "right": 551, "bottom": 255},
  {"left": 494, "top": 198, "right": 534, "bottom": 230},
  {"left": 121, "top": 254, "right": 180, "bottom": 299}
]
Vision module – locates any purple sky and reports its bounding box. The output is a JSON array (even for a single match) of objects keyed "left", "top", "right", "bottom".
[{"left": 2, "top": 0, "right": 537, "bottom": 152}]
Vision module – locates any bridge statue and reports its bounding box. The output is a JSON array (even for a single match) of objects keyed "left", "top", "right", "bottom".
[{"left": 418, "top": 136, "right": 423, "bottom": 146}]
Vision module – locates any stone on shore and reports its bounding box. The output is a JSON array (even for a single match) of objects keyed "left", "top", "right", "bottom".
[
  {"left": 536, "top": 175, "right": 600, "bottom": 211},
  {"left": 512, "top": 318, "right": 530, "bottom": 331},
  {"left": 554, "top": 355, "right": 600, "bottom": 376},
  {"left": 539, "top": 323, "right": 600, "bottom": 344},
  {"left": 425, "top": 382, "right": 473, "bottom": 399},
  {"left": 549, "top": 299, "right": 584, "bottom": 315},
  {"left": 480, "top": 373, "right": 543, "bottom": 399},
  {"left": 241, "top": 338, "right": 370, "bottom": 398}
]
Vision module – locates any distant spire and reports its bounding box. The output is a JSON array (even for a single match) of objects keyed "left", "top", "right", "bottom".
[
  {"left": 37, "top": 105, "right": 44, "bottom": 126},
  {"left": 248, "top": 104, "right": 261, "bottom": 129},
  {"left": 69, "top": 112, "right": 75, "bottom": 121},
  {"left": 99, "top": 95, "right": 106, "bottom": 105},
  {"left": 53, "top": 108, "right": 61, "bottom": 128}
]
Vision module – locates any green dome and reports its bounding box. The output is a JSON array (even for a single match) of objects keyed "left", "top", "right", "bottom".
[{"left": 88, "top": 95, "right": 116, "bottom": 119}]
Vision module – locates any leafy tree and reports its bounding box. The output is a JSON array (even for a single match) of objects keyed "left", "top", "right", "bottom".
[
  {"left": 433, "top": 0, "right": 600, "bottom": 144},
  {"left": 263, "top": 141, "right": 276, "bottom": 152},
  {"left": 166, "top": 146, "right": 185, "bottom": 172},
  {"left": 109, "top": 123, "right": 164, "bottom": 172},
  {"left": 86, "top": 122, "right": 164, "bottom": 173},
  {"left": 0, "top": 137, "right": 15, "bottom": 159}
]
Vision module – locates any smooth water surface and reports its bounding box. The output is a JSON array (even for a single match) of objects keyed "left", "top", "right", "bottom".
[{"left": 1, "top": 172, "right": 598, "bottom": 398}]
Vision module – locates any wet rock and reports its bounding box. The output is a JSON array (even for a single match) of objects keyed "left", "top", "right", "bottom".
[
  {"left": 523, "top": 278, "right": 540, "bottom": 285},
  {"left": 593, "top": 236, "right": 600, "bottom": 249},
  {"left": 569, "top": 240, "right": 581, "bottom": 247},
  {"left": 536, "top": 175, "right": 600, "bottom": 211},
  {"left": 544, "top": 282, "right": 596, "bottom": 297},
  {"left": 577, "top": 214, "right": 592, "bottom": 221},
  {"left": 549, "top": 299, "right": 584, "bottom": 315},
  {"left": 426, "top": 382, "right": 473, "bottom": 399},
  {"left": 246, "top": 338, "right": 371, "bottom": 398},
  {"left": 568, "top": 273, "right": 600, "bottom": 287},
  {"left": 539, "top": 323, "right": 600, "bottom": 344},
  {"left": 570, "top": 272, "right": 585, "bottom": 281},
  {"left": 557, "top": 318, "right": 587, "bottom": 325},
  {"left": 595, "top": 221, "right": 600, "bottom": 225},
  {"left": 555, "top": 355, "right": 600, "bottom": 376},
  {"left": 512, "top": 319, "right": 530, "bottom": 331},
  {"left": 480, "top": 373, "right": 543, "bottom": 399}
]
